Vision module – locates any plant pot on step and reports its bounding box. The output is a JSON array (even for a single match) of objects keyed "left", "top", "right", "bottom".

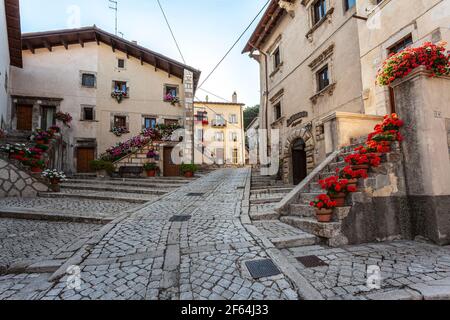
[
  {"left": 96, "top": 169, "right": 108, "bottom": 179},
  {"left": 351, "top": 164, "right": 369, "bottom": 175},
  {"left": 329, "top": 193, "right": 346, "bottom": 207},
  {"left": 347, "top": 178, "right": 358, "bottom": 189},
  {"left": 316, "top": 208, "right": 333, "bottom": 223},
  {"left": 184, "top": 171, "right": 194, "bottom": 178},
  {"left": 49, "top": 182, "right": 61, "bottom": 192},
  {"left": 146, "top": 170, "right": 156, "bottom": 177}
]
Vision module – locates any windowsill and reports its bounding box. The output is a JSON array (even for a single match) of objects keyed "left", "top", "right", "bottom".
[
  {"left": 306, "top": 7, "right": 334, "bottom": 41},
  {"left": 270, "top": 62, "right": 284, "bottom": 78},
  {"left": 80, "top": 120, "right": 99, "bottom": 123},
  {"left": 81, "top": 86, "right": 96, "bottom": 89},
  {"left": 271, "top": 116, "right": 285, "bottom": 128},
  {"left": 310, "top": 82, "right": 336, "bottom": 104}
]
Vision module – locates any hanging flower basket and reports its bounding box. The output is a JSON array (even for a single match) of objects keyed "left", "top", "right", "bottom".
[
  {"left": 164, "top": 94, "right": 180, "bottom": 106},
  {"left": 111, "top": 90, "right": 128, "bottom": 103},
  {"left": 55, "top": 112, "right": 73, "bottom": 128}
]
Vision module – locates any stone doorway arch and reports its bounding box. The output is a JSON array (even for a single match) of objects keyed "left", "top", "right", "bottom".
[{"left": 282, "top": 128, "right": 315, "bottom": 184}]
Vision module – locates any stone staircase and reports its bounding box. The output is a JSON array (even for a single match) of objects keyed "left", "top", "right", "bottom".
[
  {"left": 249, "top": 168, "right": 318, "bottom": 249},
  {"left": 278, "top": 141, "right": 405, "bottom": 247}
]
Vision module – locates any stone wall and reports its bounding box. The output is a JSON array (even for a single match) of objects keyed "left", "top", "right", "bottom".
[
  {"left": 0, "top": 158, "right": 49, "bottom": 198},
  {"left": 447, "top": 118, "right": 450, "bottom": 160}
]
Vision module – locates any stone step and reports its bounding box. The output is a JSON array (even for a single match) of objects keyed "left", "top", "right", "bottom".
[
  {"left": 64, "top": 179, "right": 181, "bottom": 189},
  {"left": 250, "top": 187, "right": 294, "bottom": 195},
  {"left": 272, "top": 233, "right": 318, "bottom": 249},
  {"left": 297, "top": 192, "right": 323, "bottom": 204},
  {"left": 61, "top": 184, "right": 167, "bottom": 195},
  {"left": 280, "top": 216, "right": 342, "bottom": 239},
  {"left": 249, "top": 210, "right": 279, "bottom": 221},
  {"left": 288, "top": 204, "right": 316, "bottom": 218},
  {"left": 249, "top": 197, "right": 283, "bottom": 205},
  {"left": 38, "top": 192, "right": 153, "bottom": 203}
]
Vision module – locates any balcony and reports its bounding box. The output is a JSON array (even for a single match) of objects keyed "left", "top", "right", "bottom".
[{"left": 211, "top": 120, "right": 227, "bottom": 128}]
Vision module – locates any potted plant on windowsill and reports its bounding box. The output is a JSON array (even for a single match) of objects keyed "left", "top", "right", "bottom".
[
  {"left": 42, "top": 169, "right": 67, "bottom": 192},
  {"left": 164, "top": 93, "right": 180, "bottom": 106},
  {"left": 180, "top": 163, "right": 198, "bottom": 178},
  {"left": 90, "top": 160, "right": 115, "bottom": 179},
  {"left": 310, "top": 194, "right": 338, "bottom": 223},
  {"left": 143, "top": 163, "right": 158, "bottom": 177}
]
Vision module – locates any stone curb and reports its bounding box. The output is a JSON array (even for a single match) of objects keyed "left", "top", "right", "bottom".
[{"left": 240, "top": 167, "right": 324, "bottom": 301}]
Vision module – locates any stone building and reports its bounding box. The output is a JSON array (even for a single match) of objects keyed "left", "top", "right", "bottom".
[
  {"left": 244, "top": 0, "right": 450, "bottom": 185},
  {"left": 193, "top": 93, "right": 246, "bottom": 166},
  {"left": 0, "top": 0, "right": 21, "bottom": 130},
  {"left": 9, "top": 26, "right": 201, "bottom": 174}
]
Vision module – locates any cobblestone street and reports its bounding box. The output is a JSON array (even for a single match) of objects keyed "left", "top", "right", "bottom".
[{"left": 1, "top": 168, "right": 450, "bottom": 300}]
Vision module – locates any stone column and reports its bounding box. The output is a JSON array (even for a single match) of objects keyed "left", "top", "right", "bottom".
[
  {"left": 391, "top": 66, "right": 450, "bottom": 245},
  {"left": 183, "top": 70, "right": 194, "bottom": 164}
]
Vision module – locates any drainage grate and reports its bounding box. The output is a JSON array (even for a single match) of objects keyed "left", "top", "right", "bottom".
[
  {"left": 296, "top": 255, "right": 329, "bottom": 268},
  {"left": 169, "top": 215, "right": 192, "bottom": 222},
  {"left": 186, "top": 193, "right": 205, "bottom": 197},
  {"left": 245, "top": 259, "right": 281, "bottom": 279}
]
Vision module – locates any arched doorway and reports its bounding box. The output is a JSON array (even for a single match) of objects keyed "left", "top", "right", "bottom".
[{"left": 292, "top": 139, "right": 307, "bottom": 185}]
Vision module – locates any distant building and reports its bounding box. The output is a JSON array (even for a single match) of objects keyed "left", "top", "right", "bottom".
[
  {"left": 10, "top": 26, "right": 200, "bottom": 174},
  {"left": 193, "top": 93, "right": 245, "bottom": 166}
]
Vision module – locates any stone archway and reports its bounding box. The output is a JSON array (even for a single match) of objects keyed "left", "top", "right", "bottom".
[{"left": 281, "top": 128, "right": 315, "bottom": 184}]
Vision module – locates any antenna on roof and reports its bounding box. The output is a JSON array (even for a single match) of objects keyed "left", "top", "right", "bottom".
[{"left": 108, "top": 0, "right": 118, "bottom": 36}]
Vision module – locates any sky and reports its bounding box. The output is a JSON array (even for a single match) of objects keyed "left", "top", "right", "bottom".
[{"left": 20, "top": 0, "right": 267, "bottom": 107}]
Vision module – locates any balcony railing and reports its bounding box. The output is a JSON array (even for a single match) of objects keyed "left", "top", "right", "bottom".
[{"left": 211, "top": 120, "right": 227, "bottom": 128}]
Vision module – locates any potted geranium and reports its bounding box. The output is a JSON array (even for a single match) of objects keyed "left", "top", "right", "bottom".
[
  {"left": 180, "top": 163, "right": 198, "bottom": 178},
  {"left": 42, "top": 169, "right": 67, "bottom": 192},
  {"left": 319, "top": 176, "right": 357, "bottom": 207},
  {"left": 164, "top": 93, "right": 180, "bottom": 106},
  {"left": 143, "top": 163, "right": 158, "bottom": 177},
  {"left": 49, "top": 125, "right": 61, "bottom": 135},
  {"left": 90, "top": 160, "right": 115, "bottom": 179},
  {"left": 32, "top": 130, "right": 52, "bottom": 145},
  {"left": 310, "top": 194, "right": 338, "bottom": 223},
  {"left": 55, "top": 112, "right": 73, "bottom": 128},
  {"left": 344, "top": 153, "right": 381, "bottom": 173},
  {"left": 25, "top": 159, "right": 46, "bottom": 173},
  {"left": 339, "top": 166, "right": 368, "bottom": 189}
]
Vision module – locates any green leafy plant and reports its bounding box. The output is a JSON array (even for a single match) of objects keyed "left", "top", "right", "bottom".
[
  {"left": 89, "top": 160, "right": 115, "bottom": 173},
  {"left": 180, "top": 163, "right": 198, "bottom": 174},
  {"left": 143, "top": 163, "right": 158, "bottom": 171}
]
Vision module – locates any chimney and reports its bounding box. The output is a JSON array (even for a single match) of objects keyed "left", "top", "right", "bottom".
[
  {"left": 206, "top": 95, "right": 209, "bottom": 102},
  {"left": 232, "top": 92, "right": 238, "bottom": 104},
  {"left": 132, "top": 40, "right": 138, "bottom": 45}
]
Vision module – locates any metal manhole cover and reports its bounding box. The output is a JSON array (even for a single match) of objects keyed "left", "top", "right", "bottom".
[
  {"left": 296, "top": 255, "right": 328, "bottom": 268},
  {"left": 169, "top": 215, "right": 191, "bottom": 222},
  {"left": 186, "top": 193, "right": 205, "bottom": 197},
  {"left": 245, "top": 259, "right": 281, "bottom": 279}
]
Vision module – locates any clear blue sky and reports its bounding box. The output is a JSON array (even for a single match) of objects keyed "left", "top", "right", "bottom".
[{"left": 20, "top": 0, "right": 267, "bottom": 107}]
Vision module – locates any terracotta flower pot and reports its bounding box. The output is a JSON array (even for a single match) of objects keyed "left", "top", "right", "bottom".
[
  {"left": 347, "top": 178, "right": 358, "bottom": 189},
  {"left": 50, "top": 183, "right": 61, "bottom": 192},
  {"left": 146, "top": 170, "right": 156, "bottom": 177},
  {"left": 329, "top": 193, "right": 346, "bottom": 207},
  {"left": 316, "top": 208, "right": 333, "bottom": 223},
  {"left": 31, "top": 167, "right": 43, "bottom": 173},
  {"left": 184, "top": 171, "right": 194, "bottom": 178}
]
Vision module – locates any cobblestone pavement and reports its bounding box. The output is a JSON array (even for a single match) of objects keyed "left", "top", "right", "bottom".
[
  {"left": 0, "top": 169, "right": 300, "bottom": 300},
  {"left": 0, "top": 197, "right": 138, "bottom": 219},
  {"left": 282, "top": 241, "right": 450, "bottom": 300},
  {"left": 0, "top": 218, "right": 100, "bottom": 273}
]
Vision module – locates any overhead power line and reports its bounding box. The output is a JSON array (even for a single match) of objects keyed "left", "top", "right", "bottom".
[
  {"left": 156, "top": 0, "right": 186, "bottom": 64},
  {"left": 197, "top": 0, "right": 271, "bottom": 90}
]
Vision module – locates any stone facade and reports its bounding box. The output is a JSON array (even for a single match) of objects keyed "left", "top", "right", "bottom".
[
  {"left": 0, "top": 158, "right": 49, "bottom": 198},
  {"left": 447, "top": 118, "right": 450, "bottom": 160}
]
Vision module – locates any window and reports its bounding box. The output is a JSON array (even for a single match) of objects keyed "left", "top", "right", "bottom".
[
  {"left": 82, "top": 106, "right": 95, "bottom": 121},
  {"left": 144, "top": 117, "right": 157, "bottom": 129},
  {"left": 165, "top": 85, "right": 178, "bottom": 97},
  {"left": 196, "top": 129, "right": 204, "bottom": 141},
  {"left": 114, "top": 115, "right": 127, "bottom": 128},
  {"left": 344, "top": 0, "right": 356, "bottom": 11},
  {"left": 317, "top": 65, "right": 330, "bottom": 91},
  {"left": 230, "top": 132, "right": 238, "bottom": 142},
  {"left": 118, "top": 58, "right": 125, "bottom": 69},
  {"left": 113, "top": 81, "right": 128, "bottom": 94},
  {"left": 274, "top": 102, "right": 282, "bottom": 120},
  {"left": 215, "top": 114, "right": 226, "bottom": 125},
  {"left": 313, "top": 0, "right": 327, "bottom": 25},
  {"left": 215, "top": 132, "right": 224, "bottom": 142},
  {"left": 229, "top": 114, "right": 238, "bottom": 124},
  {"left": 81, "top": 73, "right": 96, "bottom": 88},
  {"left": 389, "top": 35, "right": 413, "bottom": 54},
  {"left": 273, "top": 47, "right": 281, "bottom": 69},
  {"left": 232, "top": 149, "right": 239, "bottom": 164}
]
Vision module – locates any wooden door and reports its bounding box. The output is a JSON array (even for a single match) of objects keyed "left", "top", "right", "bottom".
[
  {"left": 163, "top": 147, "right": 180, "bottom": 177},
  {"left": 16, "top": 105, "right": 33, "bottom": 131},
  {"left": 292, "top": 139, "right": 307, "bottom": 185},
  {"left": 216, "top": 148, "right": 224, "bottom": 165},
  {"left": 77, "top": 148, "right": 95, "bottom": 173}
]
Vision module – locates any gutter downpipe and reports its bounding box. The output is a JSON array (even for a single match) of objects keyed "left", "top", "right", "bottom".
[{"left": 249, "top": 43, "right": 269, "bottom": 159}]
